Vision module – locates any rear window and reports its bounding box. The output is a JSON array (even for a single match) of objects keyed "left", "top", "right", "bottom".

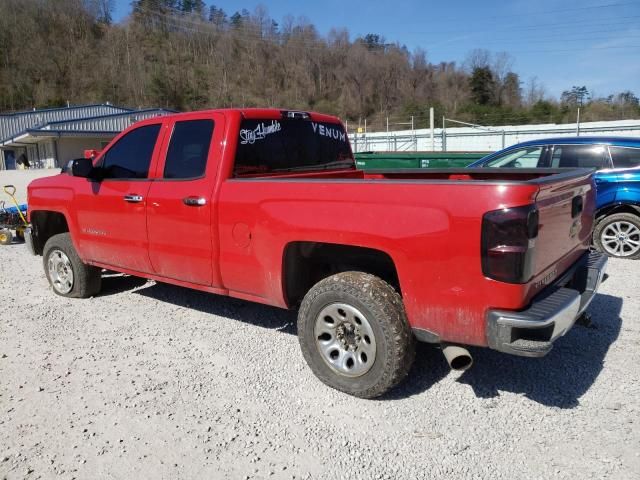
[
  {"left": 610, "top": 146, "right": 640, "bottom": 169},
  {"left": 234, "top": 118, "right": 353, "bottom": 176},
  {"left": 163, "top": 119, "right": 214, "bottom": 179}
]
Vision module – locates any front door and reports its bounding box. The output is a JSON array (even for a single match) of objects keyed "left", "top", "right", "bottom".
[
  {"left": 74, "top": 122, "right": 163, "bottom": 273},
  {"left": 146, "top": 115, "right": 221, "bottom": 286}
]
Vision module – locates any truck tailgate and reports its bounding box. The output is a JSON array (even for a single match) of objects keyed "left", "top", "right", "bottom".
[{"left": 530, "top": 170, "right": 595, "bottom": 294}]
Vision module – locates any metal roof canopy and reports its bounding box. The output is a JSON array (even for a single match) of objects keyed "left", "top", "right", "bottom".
[
  {"left": 0, "top": 107, "right": 175, "bottom": 148},
  {"left": 0, "top": 104, "right": 132, "bottom": 143}
]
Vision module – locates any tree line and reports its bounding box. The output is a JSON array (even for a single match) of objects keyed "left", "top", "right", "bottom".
[{"left": 0, "top": 0, "right": 638, "bottom": 131}]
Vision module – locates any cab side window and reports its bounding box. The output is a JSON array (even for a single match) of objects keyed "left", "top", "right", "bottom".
[
  {"left": 610, "top": 147, "right": 640, "bottom": 169},
  {"left": 550, "top": 145, "right": 607, "bottom": 169},
  {"left": 101, "top": 124, "right": 161, "bottom": 179},
  {"left": 163, "top": 119, "right": 215, "bottom": 179}
]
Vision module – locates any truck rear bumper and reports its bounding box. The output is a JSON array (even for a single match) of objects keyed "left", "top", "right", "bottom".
[{"left": 486, "top": 251, "right": 607, "bottom": 357}]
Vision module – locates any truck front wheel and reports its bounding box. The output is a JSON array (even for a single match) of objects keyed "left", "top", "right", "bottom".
[
  {"left": 297, "top": 271, "right": 415, "bottom": 398},
  {"left": 43, "top": 233, "right": 102, "bottom": 298}
]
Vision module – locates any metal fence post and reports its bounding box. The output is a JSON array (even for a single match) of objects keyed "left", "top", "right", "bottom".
[
  {"left": 430, "top": 107, "right": 435, "bottom": 152},
  {"left": 386, "top": 117, "right": 390, "bottom": 151},
  {"left": 442, "top": 116, "right": 447, "bottom": 152}
]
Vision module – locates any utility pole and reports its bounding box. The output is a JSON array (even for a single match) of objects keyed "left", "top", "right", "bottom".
[{"left": 576, "top": 108, "right": 581, "bottom": 136}]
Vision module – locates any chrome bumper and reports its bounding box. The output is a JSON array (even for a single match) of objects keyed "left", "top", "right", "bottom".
[{"left": 486, "top": 251, "right": 607, "bottom": 357}]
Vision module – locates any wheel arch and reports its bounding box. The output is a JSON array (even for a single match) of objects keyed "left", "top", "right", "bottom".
[
  {"left": 282, "top": 241, "right": 401, "bottom": 308},
  {"left": 595, "top": 202, "right": 640, "bottom": 224},
  {"left": 30, "top": 210, "right": 70, "bottom": 255}
]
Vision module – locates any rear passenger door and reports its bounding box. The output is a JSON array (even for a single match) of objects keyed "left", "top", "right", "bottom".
[
  {"left": 146, "top": 114, "right": 223, "bottom": 286},
  {"left": 608, "top": 146, "right": 640, "bottom": 206}
]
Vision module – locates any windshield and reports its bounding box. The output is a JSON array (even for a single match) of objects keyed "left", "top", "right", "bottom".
[
  {"left": 234, "top": 118, "right": 354, "bottom": 176},
  {"left": 482, "top": 146, "right": 545, "bottom": 168}
]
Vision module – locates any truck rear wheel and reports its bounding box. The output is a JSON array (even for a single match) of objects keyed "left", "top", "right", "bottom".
[
  {"left": 43, "top": 233, "right": 102, "bottom": 298},
  {"left": 297, "top": 271, "right": 415, "bottom": 398},
  {"left": 594, "top": 212, "right": 640, "bottom": 259}
]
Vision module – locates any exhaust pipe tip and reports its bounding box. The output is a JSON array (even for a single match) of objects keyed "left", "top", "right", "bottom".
[{"left": 442, "top": 344, "right": 473, "bottom": 371}]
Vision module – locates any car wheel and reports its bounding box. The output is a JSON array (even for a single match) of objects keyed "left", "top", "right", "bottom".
[
  {"left": 297, "top": 271, "right": 415, "bottom": 398},
  {"left": 43, "top": 233, "right": 102, "bottom": 298},
  {"left": 594, "top": 212, "right": 640, "bottom": 259},
  {"left": 0, "top": 228, "right": 12, "bottom": 245}
]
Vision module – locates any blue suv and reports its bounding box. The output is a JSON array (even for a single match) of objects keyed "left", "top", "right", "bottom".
[{"left": 469, "top": 137, "right": 640, "bottom": 259}]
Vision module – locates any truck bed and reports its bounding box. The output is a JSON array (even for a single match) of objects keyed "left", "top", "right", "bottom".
[
  {"left": 239, "top": 167, "right": 591, "bottom": 184},
  {"left": 221, "top": 166, "right": 596, "bottom": 346}
]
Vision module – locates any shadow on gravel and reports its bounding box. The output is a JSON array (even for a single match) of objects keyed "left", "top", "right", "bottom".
[
  {"left": 380, "top": 342, "right": 451, "bottom": 401},
  {"left": 98, "top": 272, "right": 149, "bottom": 296},
  {"left": 133, "top": 281, "right": 298, "bottom": 334},
  {"left": 457, "top": 293, "right": 622, "bottom": 409},
  {"left": 104, "top": 275, "right": 622, "bottom": 407}
]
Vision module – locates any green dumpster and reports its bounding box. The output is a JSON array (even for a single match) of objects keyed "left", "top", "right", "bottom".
[{"left": 354, "top": 152, "right": 491, "bottom": 170}]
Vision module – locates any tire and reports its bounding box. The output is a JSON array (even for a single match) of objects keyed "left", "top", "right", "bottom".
[
  {"left": 0, "top": 228, "right": 12, "bottom": 245},
  {"left": 594, "top": 213, "right": 640, "bottom": 259},
  {"left": 297, "top": 271, "right": 415, "bottom": 398},
  {"left": 15, "top": 227, "right": 25, "bottom": 242},
  {"left": 43, "top": 233, "right": 102, "bottom": 298}
]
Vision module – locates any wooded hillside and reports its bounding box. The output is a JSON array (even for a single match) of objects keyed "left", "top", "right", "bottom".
[{"left": 1, "top": 0, "right": 638, "bottom": 130}]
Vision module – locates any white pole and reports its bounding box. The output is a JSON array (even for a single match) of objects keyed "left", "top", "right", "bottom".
[
  {"left": 430, "top": 107, "right": 435, "bottom": 152},
  {"left": 411, "top": 116, "right": 416, "bottom": 151},
  {"left": 442, "top": 116, "right": 446, "bottom": 152},
  {"left": 386, "top": 117, "right": 390, "bottom": 151},
  {"left": 576, "top": 108, "right": 581, "bottom": 136}
]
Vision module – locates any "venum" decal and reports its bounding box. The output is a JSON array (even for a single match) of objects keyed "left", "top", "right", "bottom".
[
  {"left": 311, "top": 122, "right": 346, "bottom": 142},
  {"left": 240, "top": 120, "right": 281, "bottom": 144}
]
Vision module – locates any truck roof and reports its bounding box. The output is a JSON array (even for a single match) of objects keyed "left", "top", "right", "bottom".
[
  {"left": 137, "top": 108, "right": 343, "bottom": 125},
  {"left": 509, "top": 136, "right": 640, "bottom": 148}
]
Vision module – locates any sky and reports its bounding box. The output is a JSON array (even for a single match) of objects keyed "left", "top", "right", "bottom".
[{"left": 111, "top": 0, "right": 640, "bottom": 99}]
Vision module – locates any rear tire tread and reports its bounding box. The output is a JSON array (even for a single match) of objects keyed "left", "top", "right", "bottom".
[{"left": 298, "top": 271, "right": 415, "bottom": 398}]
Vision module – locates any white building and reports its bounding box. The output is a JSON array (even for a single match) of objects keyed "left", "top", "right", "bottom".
[{"left": 0, "top": 104, "right": 173, "bottom": 169}]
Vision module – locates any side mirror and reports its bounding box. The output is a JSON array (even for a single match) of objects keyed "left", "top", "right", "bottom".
[{"left": 71, "top": 158, "right": 99, "bottom": 179}]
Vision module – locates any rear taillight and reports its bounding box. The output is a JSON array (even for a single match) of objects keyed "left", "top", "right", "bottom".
[{"left": 481, "top": 204, "right": 538, "bottom": 283}]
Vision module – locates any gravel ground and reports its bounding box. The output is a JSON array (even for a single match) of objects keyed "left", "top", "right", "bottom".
[{"left": 1, "top": 171, "right": 639, "bottom": 479}]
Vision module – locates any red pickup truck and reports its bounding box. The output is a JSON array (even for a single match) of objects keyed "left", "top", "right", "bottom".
[{"left": 26, "top": 108, "right": 607, "bottom": 398}]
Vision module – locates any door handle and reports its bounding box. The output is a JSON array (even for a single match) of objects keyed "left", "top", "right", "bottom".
[
  {"left": 123, "top": 194, "right": 143, "bottom": 203},
  {"left": 183, "top": 196, "right": 207, "bottom": 207}
]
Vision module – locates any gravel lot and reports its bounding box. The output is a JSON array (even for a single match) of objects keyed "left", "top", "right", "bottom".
[{"left": 1, "top": 171, "right": 639, "bottom": 479}]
